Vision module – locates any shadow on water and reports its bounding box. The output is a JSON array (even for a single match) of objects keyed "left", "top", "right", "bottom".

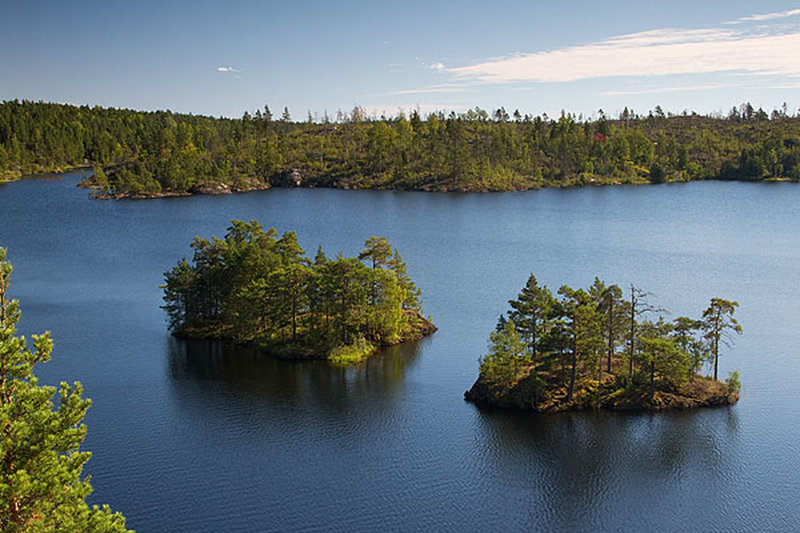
[
  {"left": 167, "top": 336, "right": 426, "bottom": 411},
  {"left": 470, "top": 406, "right": 741, "bottom": 530}
]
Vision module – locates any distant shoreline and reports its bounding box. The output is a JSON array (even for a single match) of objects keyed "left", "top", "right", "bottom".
[{"left": 5, "top": 100, "right": 799, "bottom": 199}]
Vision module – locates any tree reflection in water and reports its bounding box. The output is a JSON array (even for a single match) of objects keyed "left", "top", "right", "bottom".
[
  {"left": 167, "top": 336, "right": 426, "bottom": 412},
  {"left": 469, "top": 406, "right": 740, "bottom": 530}
]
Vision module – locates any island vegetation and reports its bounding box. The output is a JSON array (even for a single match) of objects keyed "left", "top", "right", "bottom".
[
  {"left": 162, "top": 220, "right": 435, "bottom": 364},
  {"left": 2, "top": 100, "right": 800, "bottom": 196},
  {"left": 465, "top": 275, "right": 742, "bottom": 412},
  {"left": 0, "top": 249, "right": 129, "bottom": 532}
]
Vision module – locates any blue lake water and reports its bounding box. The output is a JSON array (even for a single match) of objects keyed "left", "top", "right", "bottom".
[{"left": 1, "top": 174, "right": 798, "bottom": 531}]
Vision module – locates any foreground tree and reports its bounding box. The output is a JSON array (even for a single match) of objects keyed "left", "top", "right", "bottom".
[{"left": 0, "top": 249, "right": 128, "bottom": 532}]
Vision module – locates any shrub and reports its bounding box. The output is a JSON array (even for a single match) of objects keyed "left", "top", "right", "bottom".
[{"left": 725, "top": 370, "right": 741, "bottom": 394}]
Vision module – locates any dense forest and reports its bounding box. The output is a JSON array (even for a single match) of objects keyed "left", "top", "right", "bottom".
[
  {"left": 162, "top": 221, "right": 435, "bottom": 364},
  {"left": 465, "top": 275, "right": 742, "bottom": 412},
  {"left": 1, "top": 100, "right": 799, "bottom": 196}
]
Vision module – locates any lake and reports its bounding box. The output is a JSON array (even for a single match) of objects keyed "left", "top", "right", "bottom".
[{"left": 1, "top": 174, "right": 798, "bottom": 531}]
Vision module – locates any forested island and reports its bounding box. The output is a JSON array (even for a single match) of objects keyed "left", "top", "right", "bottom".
[
  {"left": 162, "top": 221, "right": 435, "bottom": 364},
  {"left": 2, "top": 100, "right": 800, "bottom": 197},
  {"left": 465, "top": 275, "right": 742, "bottom": 412}
]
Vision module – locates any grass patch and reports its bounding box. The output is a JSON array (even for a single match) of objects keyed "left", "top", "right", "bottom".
[{"left": 327, "top": 337, "right": 377, "bottom": 366}]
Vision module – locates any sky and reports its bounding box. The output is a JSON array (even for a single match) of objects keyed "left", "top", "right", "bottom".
[{"left": 2, "top": 0, "right": 800, "bottom": 120}]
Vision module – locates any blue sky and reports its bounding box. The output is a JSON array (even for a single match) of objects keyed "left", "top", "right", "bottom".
[{"left": 2, "top": 1, "right": 800, "bottom": 119}]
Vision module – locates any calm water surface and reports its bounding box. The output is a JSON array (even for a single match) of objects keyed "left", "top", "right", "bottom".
[{"left": 1, "top": 175, "right": 798, "bottom": 531}]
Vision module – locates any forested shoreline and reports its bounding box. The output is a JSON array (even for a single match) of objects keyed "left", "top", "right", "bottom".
[
  {"left": 162, "top": 221, "right": 435, "bottom": 364},
  {"left": 465, "top": 275, "right": 742, "bottom": 412},
  {"left": 2, "top": 100, "right": 799, "bottom": 197}
]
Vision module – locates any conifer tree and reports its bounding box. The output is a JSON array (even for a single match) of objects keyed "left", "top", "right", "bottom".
[
  {"left": 508, "top": 274, "right": 554, "bottom": 360},
  {"left": 479, "top": 319, "right": 525, "bottom": 382},
  {"left": 0, "top": 249, "right": 128, "bottom": 532},
  {"left": 702, "top": 298, "right": 742, "bottom": 380},
  {"left": 358, "top": 236, "right": 392, "bottom": 269},
  {"left": 672, "top": 316, "right": 705, "bottom": 380}
]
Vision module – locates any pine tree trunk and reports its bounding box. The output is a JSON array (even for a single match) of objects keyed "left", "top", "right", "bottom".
[
  {"left": 629, "top": 286, "right": 636, "bottom": 379},
  {"left": 607, "top": 298, "right": 614, "bottom": 373},
  {"left": 649, "top": 361, "right": 655, "bottom": 401},
  {"left": 596, "top": 357, "right": 602, "bottom": 409},
  {"left": 567, "top": 335, "right": 577, "bottom": 403},
  {"left": 291, "top": 298, "right": 297, "bottom": 342}
]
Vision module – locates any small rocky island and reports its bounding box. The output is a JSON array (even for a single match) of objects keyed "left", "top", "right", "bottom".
[
  {"left": 465, "top": 275, "right": 741, "bottom": 412},
  {"left": 163, "top": 221, "right": 435, "bottom": 364}
]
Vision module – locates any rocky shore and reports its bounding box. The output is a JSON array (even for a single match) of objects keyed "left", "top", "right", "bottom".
[
  {"left": 178, "top": 310, "right": 436, "bottom": 364},
  {"left": 465, "top": 370, "right": 739, "bottom": 413}
]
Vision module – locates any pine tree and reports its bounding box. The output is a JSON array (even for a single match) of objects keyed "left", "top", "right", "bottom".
[
  {"left": 558, "top": 285, "right": 603, "bottom": 402},
  {"left": 702, "top": 298, "right": 742, "bottom": 380},
  {"left": 358, "top": 236, "right": 392, "bottom": 269},
  {"left": 0, "top": 249, "right": 128, "bottom": 532},
  {"left": 479, "top": 319, "right": 525, "bottom": 383},
  {"left": 508, "top": 274, "right": 554, "bottom": 360}
]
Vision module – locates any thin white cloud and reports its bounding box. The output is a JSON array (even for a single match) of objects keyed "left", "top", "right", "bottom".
[
  {"left": 603, "top": 83, "right": 728, "bottom": 96},
  {"left": 390, "top": 83, "right": 471, "bottom": 96},
  {"left": 603, "top": 28, "right": 732, "bottom": 46},
  {"left": 429, "top": 62, "right": 445, "bottom": 71},
  {"left": 604, "top": 79, "right": 800, "bottom": 96},
  {"left": 729, "top": 7, "right": 800, "bottom": 23},
  {"left": 216, "top": 66, "right": 240, "bottom": 73},
  {"left": 446, "top": 24, "right": 800, "bottom": 84}
]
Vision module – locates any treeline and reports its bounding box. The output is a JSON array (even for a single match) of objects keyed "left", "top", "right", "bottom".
[
  {"left": 162, "top": 220, "right": 433, "bottom": 363},
  {"left": 2, "top": 100, "right": 800, "bottom": 195},
  {"left": 469, "top": 275, "right": 742, "bottom": 410}
]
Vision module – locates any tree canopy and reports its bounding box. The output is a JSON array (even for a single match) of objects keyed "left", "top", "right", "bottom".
[
  {"left": 3, "top": 100, "right": 800, "bottom": 196},
  {"left": 162, "top": 222, "right": 434, "bottom": 364},
  {"left": 469, "top": 274, "right": 742, "bottom": 411},
  {"left": 0, "top": 248, "right": 129, "bottom": 532}
]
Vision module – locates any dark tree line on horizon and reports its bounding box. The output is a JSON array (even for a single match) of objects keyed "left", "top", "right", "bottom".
[{"left": 2, "top": 99, "right": 800, "bottom": 195}]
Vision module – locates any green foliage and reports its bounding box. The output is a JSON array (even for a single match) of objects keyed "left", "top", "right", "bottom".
[
  {"left": 507, "top": 274, "right": 555, "bottom": 359},
  {"left": 328, "top": 337, "right": 376, "bottom": 366},
  {"left": 477, "top": 273, "right": 743, "bottom": 408},
  {"left": 479, "top": 320, "right": 527, "bottom": 383},
  {"left": 0, "top": 249, "right": 128, "bottom": 532},
  {"left": 726, "top": 370, "right": 742, "bottom": 394},
  {"left": 3, "top": 100, "right": 800, "bottom": 194},
  {"left": 639, "top": 327, "right": 690, "bottom": 399},
  {"left": 672, "top": 316, "right": 706, "bottom": 379},
  {"left": 702, "top": 298, "right": 743, "bottom": 380},
  {"left": 162, "top": 222, "right": 428, "bottom": 363}
]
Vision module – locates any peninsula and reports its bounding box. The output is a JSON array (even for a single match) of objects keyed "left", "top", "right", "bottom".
[
  {"left": 162, "top": 221, "right": 435, "bottom": 364},
  {"left": 465, "top": 275, "right": 741, "bottom": 412}
]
